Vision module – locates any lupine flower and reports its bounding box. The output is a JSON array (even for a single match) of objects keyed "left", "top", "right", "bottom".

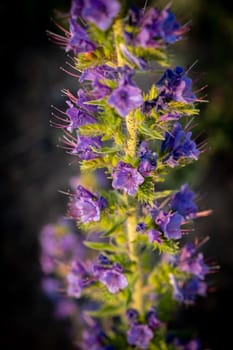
[
  {"left": 138, "top": 141, "right": 158, "bottom": 177},
  {"left": 93, "top": 256, "right": 128, "bottom": 294},
  {"left": 171, "top": 184, "right": 198, "bottom": 218},
  {"left": 80, "top": 0, "right": 120, "bottom": 31},
  {"left": 155, "top": 211, "right": 183, "bottom": 240},
  {"left": 112, "top": 161, "right": 144, "bottom": 195},
  {"left": 127, "top": 324, "right": 154, "bottom": 350},
  {"left": 66, "top": 19, "right": 96, "bottom": 54},
  {"left": 156, "top": 66, "right": 196, "bottom": 104},
  {"left": 161, "top": 122, "right": 199, "bottom": 166},
  {"left": 68, "top": 185, "right": 107, "bottom": 223}
]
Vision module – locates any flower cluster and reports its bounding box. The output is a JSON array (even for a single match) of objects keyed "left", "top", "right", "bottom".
[{"left": 41, "top": 0, "right": 215, "bottom": 349}]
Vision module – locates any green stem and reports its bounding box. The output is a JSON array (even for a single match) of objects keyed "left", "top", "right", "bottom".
[{"left": 113, "top": 20, "right": 143, "bottom": 313}]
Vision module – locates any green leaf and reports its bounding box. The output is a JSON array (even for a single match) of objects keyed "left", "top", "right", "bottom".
[
  {"left": 153, "top": 190, "right": 176, "bottom": 200},
  {"left": 87, "top": 303, "right": 125, "bottom": 318},
  {"left": 167, "top": 101, "right": 200, "bottom": 116},
  {"left": 92, "top": 145, "right": 122, "bottom": 154},
  {"left": 137, "top": 177, "right": 155, "bottom": 205},
  {"left": 80, "top": 157, "right": 112, "bottom": 172},
  {"left": 102, "top": 218, "right": 127, "bottom": 237},
  {"left": 83, "top": 241, "right": 118, "bottom": 252},
  {"left": 138, "top": 123, "right": 165, "bottom": 140}
]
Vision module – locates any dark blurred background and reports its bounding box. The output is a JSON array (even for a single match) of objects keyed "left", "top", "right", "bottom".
[{"left": 1, "top": 0, "right": 233, "bottom": 349}]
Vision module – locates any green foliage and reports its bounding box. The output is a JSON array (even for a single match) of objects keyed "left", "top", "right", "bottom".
[{"left": 137, "top": 177, "right": 156, "bottom": 205}]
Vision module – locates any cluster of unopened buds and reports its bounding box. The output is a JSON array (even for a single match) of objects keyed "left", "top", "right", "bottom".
[{"left": 40, "top": 1, "right": 218, "bottom": 349}]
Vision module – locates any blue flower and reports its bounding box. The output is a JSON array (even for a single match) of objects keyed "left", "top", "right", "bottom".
[
  {"left": 178, "top": 243, "right": 209, "bottom": 279},
  {"left": 65, "top": 101, "right": 96, "bottom": 132},
  {"left": 126, "top": 308, "right": 139, "bottom": 325},
  {"left": 127, "top": 324, "right": 154, "bottom": 349},
  {"left": 169, "top": 274, "right": 207, "bottom": 304},
  {"left": 108, "top": 84, "right": 143, "bottom": 117},
  {"left": 66, "top": 261, "right": 90, "bottom": 298},
  {"left": 156, "top": 66, "right": 196, "bottom": 104},
  {"left": 93, "top": 258, "right": 128, "bottom": 294},
  {"left": 146, "top": 308, "right": 160, "bottom": 331},
  {"left": 147, "top": 229, "right": 162, "bottom": 244},
  {"left": 81, "top": 0, "right": 120, "bottom": 31},
  {"left": 155, "top": 211, "right": 183, "bottom": 240},
  {"left": 171, "top": 184, "right": 198, "bottom": 218},
  {"left": 112, "top": 161, "right": 144, "bottom": 195},
  {"left": 161, "top": 122, "right": 199, "bottom": 166},
  {"left": 66, "top": 19, "right": 96, "bottom": 54},
  {"left": 68, "top": 185, "right": 107, "bottom": 223},
  {"left": 138, "top": 142, "right": 157, "bottom": 177},
  {"left": 70, "top": 135, "right": 102, "bottom": 160},
  {"left": 126, "top": 6, "right": 186, "bottom": 48}
]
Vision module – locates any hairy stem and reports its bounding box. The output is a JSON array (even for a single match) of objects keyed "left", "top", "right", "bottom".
[{"left": 113, "top": 19, "right": 143, "bottom": 313}]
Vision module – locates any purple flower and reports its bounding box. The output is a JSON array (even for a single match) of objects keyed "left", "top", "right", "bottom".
[
  {"left": 169, "top": 274, "right": 207, "bottom": 304},
  {"left": 108, "top": 84, "right": 143, "bottom": 117},
  {"left": 156, "top": 66, "right": 196, "bottom": 104},
  {"left": 161, "top": 123, "right": 199, "bottom": 166},
  {"left": 66, "top": 19, "right": 96, "bottom": 54},
  {"left": 65, "top": 101, "right": 96, "bottom": 132},
  {"left": 171, "top": 184, "right": 198, "bottom": 218},
  {"left": 66, "top": 261, "right": 88, "bottom": 298},
  {"left": 146, "top": 308, "right": 160, "bottom": 331},
  {"left": 126, "top": 308, "right": 139, "bottom": 325},
  {"left": 136, "top": 222, "right": 147, "bottom": 232},
  {"left": 68, "top": 185, "right": 107, "bottom": 223},
  {"left": 158, "top": 8, "right": 186, "bottom": 44},
  {"left": 80, "top": 64, "right": 117, "bottom": 84},
  {"left": 69, "top": 135, "right": 102, "bottom": 160},
  {"left": 178, "top": 243, "right": 209, "bottom": 279},
  {"left": 155, "top": 211, "right": 183, "bottom": 240},
  {"left": 147, "top": 229, "right": 162, "bottom": 244},
  {"left": 138, "top": 142, "right": 157, "bottom": 177},
  {"left": 66, "top": 271, "right": 83, "bottom": 298},
  {"left": 127, "top": 324, "right": 154, "bottom": 349},
  {"left": 183, "top": 277, "right": 208, "bottom": 304},
  {"left": 39, "top": 221, "right": 81, "bottom": 274},
  {"left": 127, "top": 6, "right": 186, "bottom": 48},
  {"left": 81, "top": 323, "right": 114, "bottom": 350},
  {"left": 93, "top": 258, "right": 128, "bottom": 294},
  {"left": 76, "top": 88, "right": 99, "bottom": 114},
  {"left": 81, "top": 0, "right": 120, "bottom": 31},
  {"left": 120, "top": 44, "right": 147, "bottom": 70},
  {"left": 172, "top": 338, "right": 202, "bottom": 350},
  {"left": 55, "top": 298, "right": 77, "bottom": 319},
  {"left": 112, "top": 161, "right": 144, "bottom": 195}
]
